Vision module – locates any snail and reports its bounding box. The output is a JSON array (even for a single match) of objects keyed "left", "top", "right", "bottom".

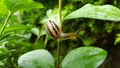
[{"left": 46, "top": 20, "right": 77, "bottom": 41}]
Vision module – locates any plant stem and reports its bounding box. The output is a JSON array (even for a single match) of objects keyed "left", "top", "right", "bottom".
[
  {"left": 17, "top": 11, "right": 21, "bottom": 24},
  {"left": 0, "top": 11, "right": 13, "bottom": 36},
  {"left": 34, "top": 35, "right": 40, "bottom": 44},
  {"left": 44, "top": 34, "right": 48, "bottom": 49},
  {"left": 58, "top": 0, "right": 62, "bottom": 29},
  {"left": 56, "top": 0, "right": 62, "bottom": 68},
  {"left": 56, "top": 39, "right": 60, "bottom": 68}
]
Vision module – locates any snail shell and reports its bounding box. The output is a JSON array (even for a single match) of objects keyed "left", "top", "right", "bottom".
[{"left": 46, "top": 20, "right": 61, "bottom": 39}]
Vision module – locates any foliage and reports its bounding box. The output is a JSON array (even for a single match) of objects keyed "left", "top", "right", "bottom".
[
  {"left": 18, "top": 47, "right": 107, "bottom": 68},
  {"left": 114, "top": 33, "right": 120, "bottom": 45},
  {"left": 64, "top": 4, "right": 120, "bottom": 21},
  {"left": 4, "top": 0, "right": 44, "bottom": 13},
  {"left": 61, "top": 47, "right": 107, "bottom": 68},
  {"left": 18, "top": 49, "right": 55, "bottom": 68},
  {"left": 0, "top": 0, "right": 120, "bottom": 68}
]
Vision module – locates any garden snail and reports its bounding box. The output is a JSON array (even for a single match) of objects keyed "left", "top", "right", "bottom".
[{"left": 46, "top": 20, "right": 77, "bottom": 41}]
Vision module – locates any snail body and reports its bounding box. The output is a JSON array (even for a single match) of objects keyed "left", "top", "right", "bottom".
[{"left": 60, "top": 33, "right": 76, "bottom": 41}]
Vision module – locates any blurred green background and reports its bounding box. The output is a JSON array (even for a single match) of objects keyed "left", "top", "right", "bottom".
[{"left": 0, "top": 0, "right": 120, "bottom": 68}]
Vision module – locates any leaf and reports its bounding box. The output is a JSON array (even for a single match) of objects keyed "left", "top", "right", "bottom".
[
  {"left": 68, "top": 0, "right": 93, "bottom": 3},
  {"left": 40, "top": 30, "right": 46, "bottom": 36},
  {"left": 61, "top": 47, "right": 107, "bottom": 68},
  {"left": 0, "top": 48, "right": 8, "bottom": 61},
  {"left": 114, "top": 33, "right": 120, "bottom": 45},
  {"left": 46, "top": 9, "right": 53, "bottom": 17},
  {"left": 64, "top": 4, "right": 120, "bottom": 21},
  {"left": 4, "top": 0, "right": 44, "bottom": 12},
  {"left": 3, "top": 24, "right": 31, "bottom": 33},
  {"left": 18, "top": 49, "right": 55, "bottom": 68},
  {"left": 0, "top": 0, "right": 8, "bottom": 16},
  {"left": 9, "top": 40, "right": 33, "bottom": 47},
  {"left": 31, "top": 27, "right": 39, "bottom": 36},
  {"left": 82, "top": 37, "right": 94, "bottom": 46}
]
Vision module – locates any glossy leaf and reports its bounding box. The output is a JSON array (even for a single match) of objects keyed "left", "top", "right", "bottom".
[
  {"left": 18, "top": 49, "right": 55, "bottom": 68},
  {"left": 61, "top": 47, "right": 107, "bottom": 68},
  {"left": 64, "top": 4, "right": 120, "bottom": 21},
  {"left": 4, "top": 0, "right": 44, "bottom": 12}
]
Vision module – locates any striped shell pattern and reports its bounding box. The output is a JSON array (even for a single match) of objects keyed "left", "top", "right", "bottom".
[{"left": 46, "top": 20, "right": 61, "bottom": 39}]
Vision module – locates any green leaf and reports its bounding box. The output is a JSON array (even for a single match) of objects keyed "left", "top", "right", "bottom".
[
  {"left": 82, "top": 37, "right": 94, "bottom": 46},
  {"left": 3, "top": 24, "right": 31, "bottom": 33},
  {"left": 68, "top": 0, "right": 93, "bottom": 3},
  {"left": 10, "top": 40, "right": 33, "bottom": 47},
  {"left": 64, "top": 4, "right": 120, "bottom": 21},
  {"left": 40, "top": 30, "right": 46, "bottom": 36},
  {"left": 31, "top": 27, "right": 39, "bottom": 36},
  {"left": 4, "top": 0, "right": 44, "bottom": 12},
  {"left": 0, "top": 0, "right": 8, "bottom": 16},
  {"left": 61, "top": 47, "right": 107, "bottom": 68},
  {"left": 18, "top": 49, "right": 55, "bottom": 68},
  {"left": 46, "top": 9, "right": 53, "bottom": 17},
  {"left": 114, "top": 33, "right": 120, "bottom": 45}
]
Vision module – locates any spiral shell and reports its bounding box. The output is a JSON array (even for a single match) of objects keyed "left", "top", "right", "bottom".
[{"left": 46, "top": 20, "right": 61, "bottom": 39}]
